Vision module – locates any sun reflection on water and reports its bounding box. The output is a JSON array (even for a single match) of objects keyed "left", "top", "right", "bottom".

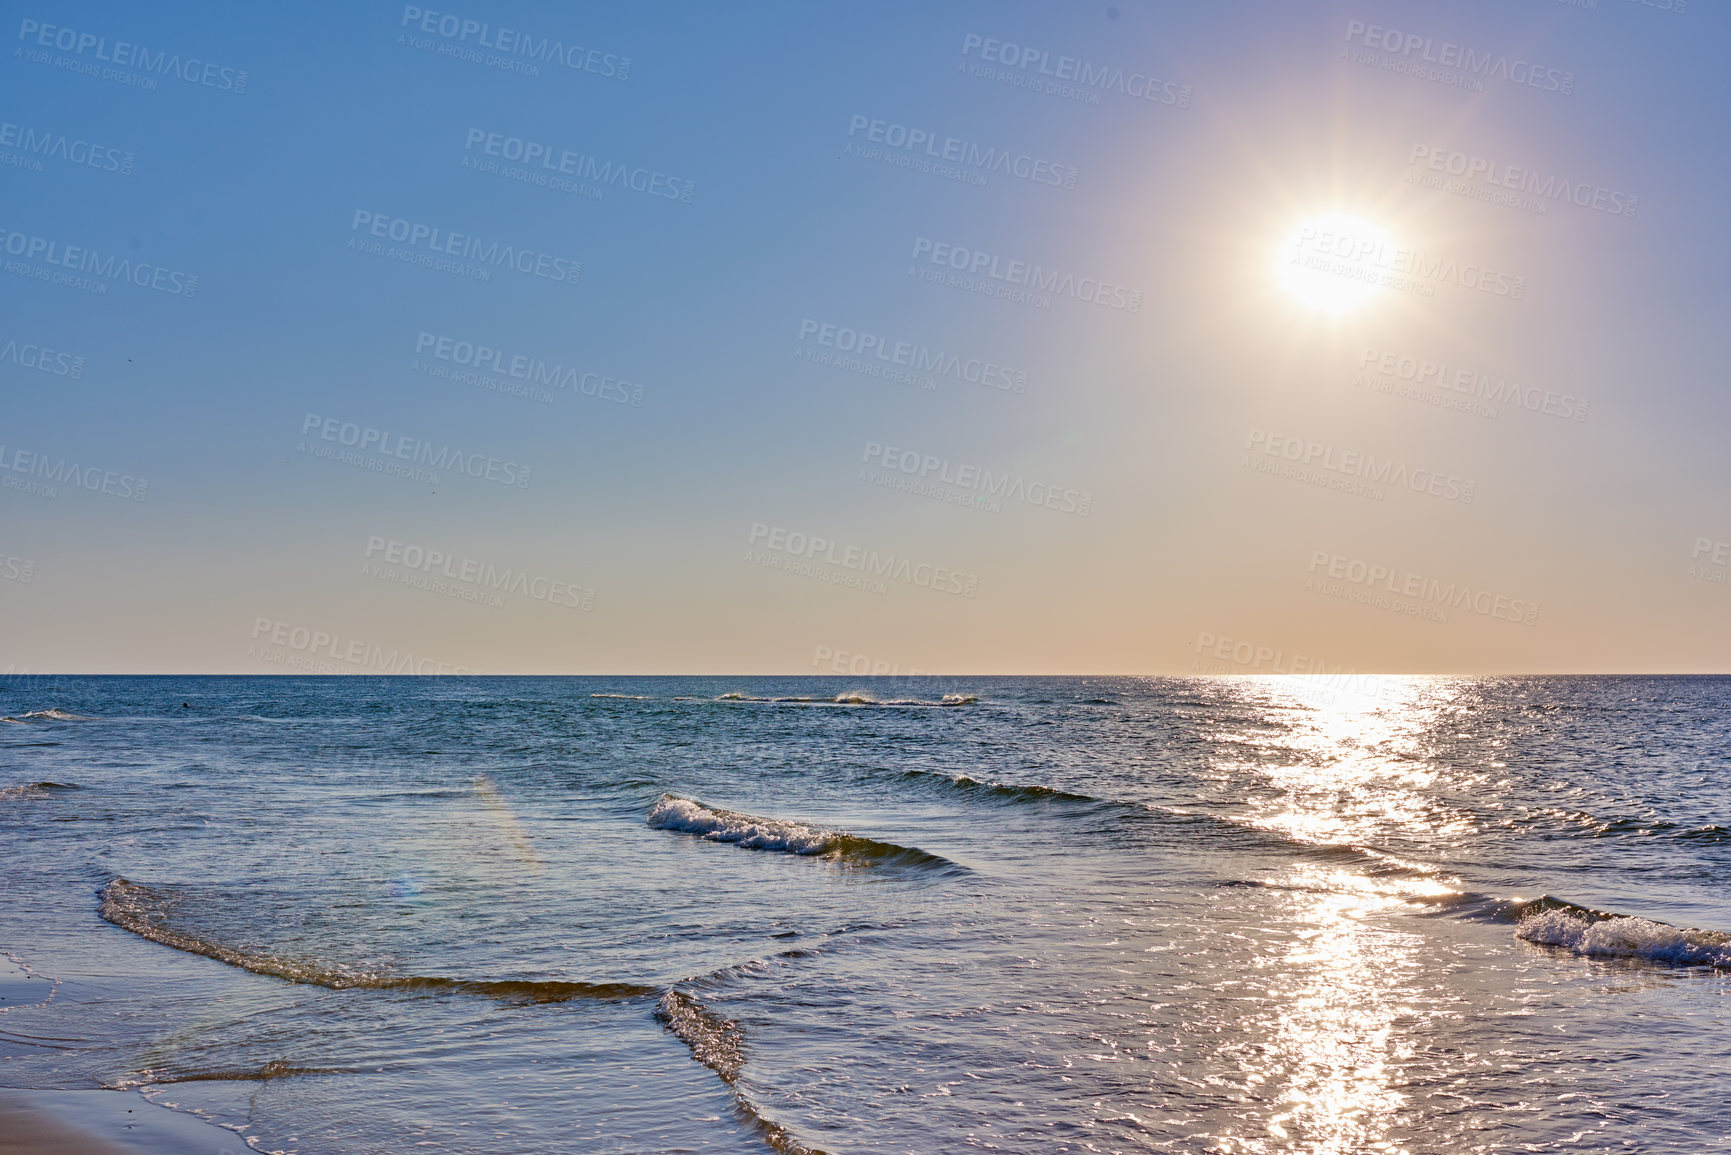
[
  {"left": 1205, "top": 676, "right": 1472, "bottom": 1152},
  {"left": 1222, "top": 676, "right": 1479, "bottom": 854},
  {"left": 1239, "top": 871, "right": 1422, "bottom": 1155}
]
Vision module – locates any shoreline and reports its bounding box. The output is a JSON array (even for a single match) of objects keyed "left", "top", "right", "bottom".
[{"left": 0, "top": 1090, "right": 247, "bottom": 1155}]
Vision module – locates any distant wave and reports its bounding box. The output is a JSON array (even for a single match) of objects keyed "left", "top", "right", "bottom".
[
  {"left": 1511, "top": 807, "right": 1731, "bottom": 846},
  {"left": 647, "top": 795, "right": 960, "bottom": 874},
  {"left": 657, "top": 989, "right": 829, "bottom": 1155},
  {"left": 706, "top": 691, "right": 976, "bottom": 707},
  {"left": 890, "top": 769, "right": 1446, "bottom": 879},
  {"left": 0, "top": 780, "right": 80, "bottom": 800},
  {"left": 1, "top": 708, "right": 92, "bottom": 723},
  {"left": 895, "top": 768, "right": 1098, "bottom": 807},
  {"left": 888, "top": 765, "right": 1518, "bottom": 901},
  {"left": 98, "top": 878, "right": 656, "bottom": 1002},
  {"left": 1589, "top": 817, "right": 1731, "bottom": 844},
  {"left": 597, "top": 690, "right": 977, "bottom": 707}
]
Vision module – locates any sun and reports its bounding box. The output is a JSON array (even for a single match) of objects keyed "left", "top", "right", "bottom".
[{"left": 1277, "top": 214, "right": 1395, "bottom": 314}]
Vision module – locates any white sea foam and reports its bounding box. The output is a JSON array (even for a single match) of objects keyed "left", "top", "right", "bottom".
[
  {"left": 647, "top": 795, "right": 835, "bottom": 854},
  {"left": 2, "top": 708, "right": 92, "bottom": 723},
  {"left": 0, "top": 780, "right": 78, "bottom": 800},
  {"left": 1516, "top": 909, "right": 1731, "bottom": 968},
  {"left": 644, "top": 794, "right": 961, "bottom": 875},
  {"left": 704, "top": 691, "right": 975, "bottom": 707}
]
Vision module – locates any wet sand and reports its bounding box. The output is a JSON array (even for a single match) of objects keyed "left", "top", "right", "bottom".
[
  {"left": 0, "top": 1093, "right": 134, "bottom": 1155},
  {"left": 0, "top": 1090, "right": 245, "bottom": 1154}
]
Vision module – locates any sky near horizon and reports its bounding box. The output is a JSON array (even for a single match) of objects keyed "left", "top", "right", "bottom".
[{"left": 2, "top": 0, "right": 1728, "bottom": 675}]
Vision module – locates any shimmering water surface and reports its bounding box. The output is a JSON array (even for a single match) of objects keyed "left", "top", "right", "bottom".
[{"left": 2, "top": 676, "right": 1729, "bottom": 1154}]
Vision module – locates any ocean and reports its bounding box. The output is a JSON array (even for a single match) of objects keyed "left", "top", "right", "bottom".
[{"left": 2, "top": 675, "right": 1729, "bottom": 1154}]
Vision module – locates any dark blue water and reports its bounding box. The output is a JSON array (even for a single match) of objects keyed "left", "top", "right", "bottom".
[{"left": 3, "top": 675, "right": 1729, "bottom": 1154}]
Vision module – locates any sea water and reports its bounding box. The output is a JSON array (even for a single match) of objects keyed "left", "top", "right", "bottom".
[{"left": 2, "top": 675, "right": 1729, "bottom": 1153}]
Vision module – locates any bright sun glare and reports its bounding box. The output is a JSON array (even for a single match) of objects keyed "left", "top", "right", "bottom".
[{"left": 1278, "top": 214, "right": 1394, "bottom": 314}]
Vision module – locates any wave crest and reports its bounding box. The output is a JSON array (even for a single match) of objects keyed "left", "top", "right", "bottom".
[
  {"left": 1516, "top": 906, "right": 1731, "bottom": 969},
  {"left": 0, "top": 781, "right": 79, "bottom": 800},
  {"left": 2, "top": 709, "right": 91, "bottom": 723},
  {"left": 896, "top": 768, "right": 1098, "bottom": 807},
  {"left": 647, "top": 795, "right": 960, "bottom": 874},
  {"left": 703, "top": 692, "right": 975, "bottom": 708}
]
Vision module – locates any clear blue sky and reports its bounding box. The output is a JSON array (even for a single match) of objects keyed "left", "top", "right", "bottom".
[{"left": 3, "top": 0, "right": 1727, "bottom": 673}]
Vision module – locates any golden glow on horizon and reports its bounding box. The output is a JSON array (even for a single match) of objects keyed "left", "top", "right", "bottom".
[{"left": 1277, "top": 214, "right": 1395, "bottom": 315}]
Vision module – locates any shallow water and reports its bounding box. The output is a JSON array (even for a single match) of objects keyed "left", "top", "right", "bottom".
[{"left": 2, "top": 675, "right": 1729, "bottom": 1153}]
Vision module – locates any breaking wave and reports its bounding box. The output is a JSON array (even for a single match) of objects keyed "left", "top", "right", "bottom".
[
  {"left": 1, "top": 708, "right": 92, "bottom": 723},
  {"left": 98, "top": 879, "right": 656, "bottom": 1001},
  {"left": 647, "top": 795, "right": 960, "bottom": 874},
  {"left": 0, "top": 781, "right": 79, "bottom": 800},
  {"left": 1515, "top": 903, "right": 1731, "bottom": 969},
  {"left": 707, "top": 692, "right": 975, "bottom": 707}
]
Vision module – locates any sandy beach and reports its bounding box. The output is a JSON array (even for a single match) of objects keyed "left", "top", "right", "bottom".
[{"left": 0, "top": 1090, "right": 245, "bottom": 1155}]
